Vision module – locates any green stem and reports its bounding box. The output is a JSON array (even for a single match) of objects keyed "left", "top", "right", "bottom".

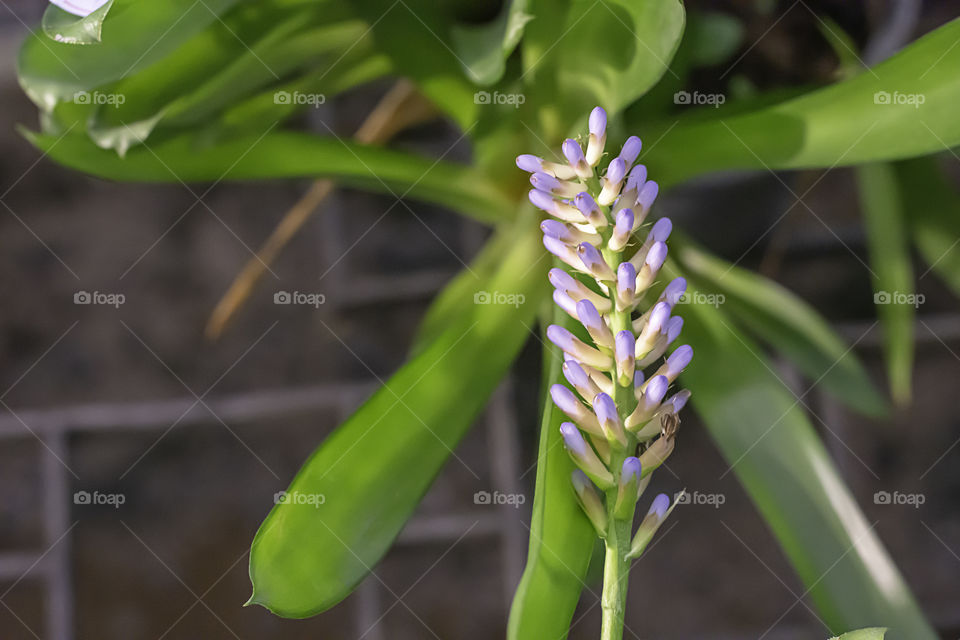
[{"left": 600, "top": 505, "right": 632, "bottom": 640}]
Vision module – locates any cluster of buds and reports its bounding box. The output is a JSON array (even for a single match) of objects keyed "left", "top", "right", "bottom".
[{"left": 517, "top": 107, "right": 691, "bottom": 559}]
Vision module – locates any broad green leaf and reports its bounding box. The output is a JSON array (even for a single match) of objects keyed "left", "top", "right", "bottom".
[
  {"left": 450, "top": 0, "right": 531, "bottom": 86},
  {"left": 21, "top": 129, "right": 512, "bottom": 223},
  {"left": 410, "top": 223, "right": 515, "bottom": 355},
  {"left": 507, "top": 298, "right": 596, "bottom": 640},
  {"left": 856, "top": 163, "right": 914, "bottom": 405},
  {"left": 522, "top": 0, "right": 685, "bottom": 138},
  {"left": 18, "top": 0, "right": 242, "bottom": 110},
  {"left": 832, "top": 628, "right": 887, "bottom": 640},
  {"left": 346, "top": 0, "right": 480, "bottom": 129},
  {"left": 896, "top": 156, "right": 960, "bottom": 297},
  {"left": 673, "top": 242, "right": 887, "bottom": 417},
  {"left": 41, "top": 0, "right": 114, "bottom": 45},
  {"left": 90, "top": 17, "right": 371, "bottom": 154},
  {"left": 640, "top": 17, "right": 960, "bottom": 186},
  {"left": 677, "top": 275, "right": 935, "bottom": 639},
  {"left": 247, "top": 219, "right": 545, "bottom": 617}
]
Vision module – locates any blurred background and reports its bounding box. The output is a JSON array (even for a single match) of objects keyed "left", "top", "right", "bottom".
[{"left": 1, "top": 0, "right": 959, "bottom": 638}]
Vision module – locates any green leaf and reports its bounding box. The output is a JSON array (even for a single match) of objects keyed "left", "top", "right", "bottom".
[
  {"left": 89, "top": 16, "right": 373, "bottom": 154},
  {"left": 856, "top": 163, "right": 914, "bottom": 405},
  {"left": 896, "top": 156, "right": 960, "bottom": 297},
  {"left": 507, "top": 297, "right": 596, "bottom": 640},
  {"left": 247, "top": 218, "right": 545, "bottom": 617},
  {"left": 831, "top": 628, "right": 887, "bottom": 640},
  {"left": 673, "top": 242, "right": 887, "bottom": 417},
  {"left": 677, "top": 275, "right": 935, "bottom": 639},
  {"left": 410, "top": 223, "right": 515, "bottom": 355},
  {"left": 522, "top": 0, "right": 685, "bottom": 136},
  {"left": 18, "top": 0, "right": 243, "bottom": 110},
  {"left": 345, "top": 0, "right": 480, "bottom": 129},
  {"left": 640, "top": 17, "right": 960, "bottom": 186},
  {"left": 21, "top": 128, "right": 512, "bottom": 223},
  {"left": 450, "top": 0, "right": 531, "bottom": 86},
  {"left": 41, "top": 0, "right": 115, "bottom": 45}
]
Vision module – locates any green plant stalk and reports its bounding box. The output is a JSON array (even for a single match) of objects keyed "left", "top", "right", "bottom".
[{"left": 599, "top": 219, "right": 638, "bottom": 640}]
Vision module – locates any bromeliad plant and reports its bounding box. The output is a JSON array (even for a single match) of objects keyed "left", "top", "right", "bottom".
[
  {"left": 520, "top": 107, "right": 691, "bottom": 638},
  {"left": 17, "top": 1, "right": 960, "bottom": 637}
]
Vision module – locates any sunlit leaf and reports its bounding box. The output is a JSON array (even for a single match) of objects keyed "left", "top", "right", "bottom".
[{"left": 247, "top": 218, "right": 545, "bottom": 617}]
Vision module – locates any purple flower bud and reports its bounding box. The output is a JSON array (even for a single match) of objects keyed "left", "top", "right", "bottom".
[
  {"left": 573, "top": 192, "right": 606, "bottom": 228},
  {"left": 563, "top": 359, "right": 599, "bottom": 397},
  {"left": 665, "top": 345, "right": 693, "bottom": 379},
  {"left": 559, "top": 420, "right": 587, "bottom": 455},
  {"left": 634, "top": 370, "right": 645, "bottom": 387},
  {"left": 543, "top": 235, "right": 579, "bottom": 269},
  {"left": 589, "top": 107, "right": 607, "bottom": 137},
  {"left": 529, "top": 189, "right": 557, "bottom": 214},
  {"left": 626, "top": 164, "right": 648, "bottom": 192},
  {"left": 516, "top": 154, "right": 544, "bottom": 173},
  {"left": 531, "top": 171, "right": 562, "bottom": 194},
  {"left": 668, "top": 389, "right": 691, "bottom": 412},
  {"left": 615, "top": 330, "right": 635, "bottom": 384},
  {"left": 645, "top": 241, "right": 668, "bottom": 271},
  {"left": 553, "top": 289, "right": 578, "bottom": 318},
  {"left": 644, "top": 375, "right": 669, "bottom": 406},
  {"left": 605, "top": 157, "right": 626, "bottom": 184},
  {"left": 662, "top": 277, "right": 687, "bottom": 307},
  {"left": 619, "top": 136, "right": 642, "bottom": 165},
  {"left": 650, "top": 218, "right": 673, "bottom": 243},
  {"left": 562, "top": 139, "right": 590, "bottom": 179},
  {"left": 666, "top": 316, "right": 684, "bottom": 342},
  {"left": 648, "top": 302, "right": 671, "bottom": 334},
  {"left": 609, "top": 208, "right": 634, "bottom": 251},
  {"left": 621, "top": 456, "right": 642, "bottom": 485},
  {"left": 548, "top": 268, "right": 577, "bottom": 291},
  {"left": 637, "top": 180, "right": 659, "bottom": 211},
  {"left": 561, "top": 422, "right": 614, "bottom": 487},
  {"left": 649, "top": 493, "right": 671, "bottom": 518},
  {"left": 547, "top": 325, "right": 579, "bottom": 355},
  {"left": 541, "top": 220, "right": 571, "bottom": 242},
  {"left": 547, "top": 324, "right": 612, "bottom": 369},
  {"left": 617, "top": 262, "right": 637, "bottom": 303},
  {"left": 593, "top": 392, "right": 618, "bottom": 427},
  {"left": 578, "top": 242, "right": 615, "bottom": 280},
  {"left": 575, "top": 300, "right": 613, "bottom": 347}
]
